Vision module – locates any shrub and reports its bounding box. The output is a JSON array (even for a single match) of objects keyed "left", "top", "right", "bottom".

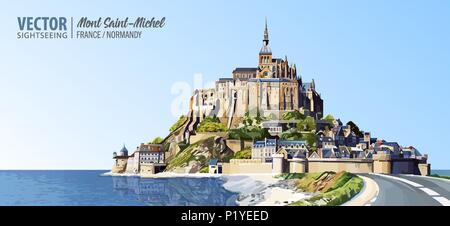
[
  {"left": 199, "top": 166, "right": 209, "bottom": 173},
  {"left": 233, "top": 149, "right": 252, "bottom": 159},
  {"left": 196, "top": 116, "right": 227, "bottom": 132},
  {"left": 228, "top": 126, "right": 271, "bottom": 141},
  {"left": 289, "top": 172, "right": 364, "bottom": 206},
  {"left": 148, "top": 137, "right": 164, "bottom": 144},
  {"left": 170, "top": 115, "right": 188, "bottom": 132},
  {"left": 282, "top": 110, "right": 306, "bottom": 120}
]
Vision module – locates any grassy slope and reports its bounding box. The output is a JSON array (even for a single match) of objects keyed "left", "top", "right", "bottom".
[
  {"left": 165, "top": 137, "right": 234, "bottom": 172},
  {"left": 278, "top": 171, "right": 364, "bottom": 206},
  {"left": 165, "top": 137, "right": 214, "bottom": 171}
]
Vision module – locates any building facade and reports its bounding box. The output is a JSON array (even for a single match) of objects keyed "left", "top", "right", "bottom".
[{"left": 185, "top": 20, "right": 324, "bottom": 134}]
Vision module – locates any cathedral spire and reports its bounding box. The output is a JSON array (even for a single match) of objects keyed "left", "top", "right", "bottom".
[
  {"left": 259, "top": 18, "right": 271, "bottom": 55},
  {"left": 263, "top": 17, "right": 269, "bottom": 46}
]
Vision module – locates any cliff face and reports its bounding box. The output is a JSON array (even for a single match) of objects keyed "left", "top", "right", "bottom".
[{"left": 165, "top": 137, "right": 234, "bottom": 173}]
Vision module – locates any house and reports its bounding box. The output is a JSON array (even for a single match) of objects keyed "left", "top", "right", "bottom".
[
  {"left": 356, "top": 140, "right": 369, "bottom": 150},
  {"left": 112, "top": 145, "right": 129, "bottom": 173},
  {"left": 338, "top": 146, "right": 351, "bottom": 158},
  {"left": 321, "top": 146, "right": 341, "bottom": 158},
  {"left": 208, "top": 159, "right": 222, "bottom": 174},
  {"left": 308, "top": 151, "right": 320, "bottom": 159},
  {"left": 278, "top": 140, "right": 308, "bottom": 159},
  {"left": 401, "top": 146, "right": 426, "bottom": 160},
  {"left": 316, "top": 120, "right": 333, "bottom": 132},
  {"left": 318, "top": 136, "right": 334, "bottom": 148},
  {"left": 350, "top": 147, "right": 365, "bottom": 159},
  {"left": 261, "top": 120, "right": 298, "bottom": 136},
  {"left": 252, "top": 138, "right": 277, "bottom": 162},
  {"left": 137, "top": 143, "right": 165, "bottom": 164},
  {"left": 334, "top": 125, "right": 359, "bottom": 147}
]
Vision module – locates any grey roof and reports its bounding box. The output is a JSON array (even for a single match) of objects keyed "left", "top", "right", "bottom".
[
  {"left": 316, "top": 120, "right": 332, "bottom": 125},
  {"left": 260, "top": 45, "right": 272, "bottom": 54},
  {"left": 249, "top": 78, "right": 292, "bottom": 83},
  {"left": 209, "top": 159, "right": 218, "bottom": 165},
  {"left": 319, "top": 137, "right": 334, "bottom": 143},
  {"left": 254, "top": 139, "right": 277, "bottom": 147},
  {"left": 233, "top": 67, "right": 258, "bottom": 72},
  {"left": 279, "top": 140, "right": 307, "bottom": 146},
  {"left": 119, "top": 145, "right": 128, "bottom": 155},
  {"left": 287, "top": 150, "right": 307, "bottom": 158},
  {"left": 218, "top": 78, "right": 234, "bottom": 81},
  {"left": 322, "top": 148, "right": 334, "bottom": 158}
]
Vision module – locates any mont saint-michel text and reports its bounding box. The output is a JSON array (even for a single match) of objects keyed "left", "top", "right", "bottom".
[{"left": 77, "top": 17, "right": 166, "bottom": 29}]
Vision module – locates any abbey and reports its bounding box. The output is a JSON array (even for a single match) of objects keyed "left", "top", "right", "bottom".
[{"left": 186, "top": 20, "right": 323, "bottom": 131}]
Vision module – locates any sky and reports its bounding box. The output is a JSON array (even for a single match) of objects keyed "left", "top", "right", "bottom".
[{"left": 0, "top": 0, "right": 449, "bottom": 169}]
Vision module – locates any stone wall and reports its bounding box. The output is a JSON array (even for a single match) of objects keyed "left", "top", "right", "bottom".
[
  {"left": 289, "top": 158, "right": 307, "bottom": 173},
  {"left": 419, "top": 163, "right": 430, "bottom": 176},
  {"left": 373, "top": 153, "right": 392, "bottom": 174},
  {"left": 307, "top": 158, "right": 373, "bottom": 174},
  {"left": 222, "top": 159, "right": 273, "bottom": 174},
  {"left": 140, "top": 164, "right": 155, "bottom": 175},
  {"left": 226, "top": 139, "right": 243, "bottom": 153},
  {"left": 112, "top": 158, "right": 127, "bottom": 173},
  {"left": 189, "top": 132, "right": 227, "bottom": 144}
]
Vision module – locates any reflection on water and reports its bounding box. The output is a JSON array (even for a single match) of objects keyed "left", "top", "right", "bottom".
[{"left": 112, "top": 176, "right": 238, "bottom": 206}]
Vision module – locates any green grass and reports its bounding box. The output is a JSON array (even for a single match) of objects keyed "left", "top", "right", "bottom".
[
  {"left": 199, "top": 166, "right": 209, "bottom": 173},
  {"left": 170, "top": 115, "right": 188, "bottom": 132},
  {"left": 166, "top": 137, "right": 228, "bottom": 172},
  {"left": 233, "top": 149, "right": 252, "bottom": 159},
  {"left": 283, "top": 171, "right": 364, "bottom": 206},
  {"left": 430, "top": 174, "right": 450, "bottom": 180}
]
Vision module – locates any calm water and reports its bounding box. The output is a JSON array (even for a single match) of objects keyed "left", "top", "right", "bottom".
[
  {"left": 0, "top": 170, "right": 238, "bottom": 206},
  {"left": 431, "top": 170, "right": 450, "bottom": 176}
]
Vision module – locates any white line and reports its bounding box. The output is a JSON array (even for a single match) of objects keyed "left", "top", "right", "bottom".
[
  {"left": 372, "top": 173, "right": 450, "bottom": 206},
  {"left": 370, "top": 197, "right": 377, "bottom": 203},
  {"left": 371, "top": 173, "right": 423, "bottom": 187},
  {"left": 420, "top": 188, "right": 440, "bottom": 196},
  {"left": 433, "top": 197, "right": 450, "bottom": 206},
  {"left": 365, "top": 203, "right": 371, "bottom": 206}
]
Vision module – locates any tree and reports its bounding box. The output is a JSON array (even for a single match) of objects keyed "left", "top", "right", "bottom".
[
  {"left": 169, "top": 115, "right": 188, "bottom": 132},
  {"left": 282, "top": 110, "right": 306, "bottom": 120},
  {"left": 304, "top": 133, "right": 317, "bottom": 148},
  {"left": 322, "top": 114, "right": 335, "bottom": 125},
  {"left": 347, "top": 121, "right": 363, "bottom": 137},
  {"left": 149, "top": 137, "right": 164, "bottom": 144},
  {"left": 196, "top": 119, "right": 227, "bottom": 132},
  {"left": 233, "top": 149, "right": 252, "bottom": 159},
  {"left": 296, "top": 116, "right": 316, "bottom": 131},
  {"left": 280, "top": 128, "right": 303, "bottom": 140},
  {"left": 228, "top": 126, "right": 271, "bottom": 141}
]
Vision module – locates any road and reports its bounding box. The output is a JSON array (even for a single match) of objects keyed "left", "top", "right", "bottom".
[{"left": 362, "top": 174, "right": 450, "bottom": 206}]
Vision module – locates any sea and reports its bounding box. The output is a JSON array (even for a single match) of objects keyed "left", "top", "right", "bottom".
[
  {"left": 431, "top": 169, "right": 450, "bottom": 176},
  {"left": 0, "top": 170, "right": 238, "bottom": 206}
]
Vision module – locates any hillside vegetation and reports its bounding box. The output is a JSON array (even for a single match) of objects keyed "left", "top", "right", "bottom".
[
  {"left": 278, "top": 171, "right": 364, "bottom": 206},
  {"left": 165, "top": 137, "right": 234, "bottom": 173}
]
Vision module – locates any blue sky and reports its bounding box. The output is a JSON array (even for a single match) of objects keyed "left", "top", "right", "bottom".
[{"left": 0, "top": 0, "right": 449, "bottom": 169}]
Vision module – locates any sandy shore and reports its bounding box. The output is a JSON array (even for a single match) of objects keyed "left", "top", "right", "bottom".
[
  {"left": 102, "top": 171, "right": 310, "bottom": 206},
  {"left": 221, "top": 174, "right": 311, "bottom": 206}
]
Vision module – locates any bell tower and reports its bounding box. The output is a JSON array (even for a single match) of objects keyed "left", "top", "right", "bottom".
[{"left": 258, "top": 18, "right": 273, "bottom": 78}]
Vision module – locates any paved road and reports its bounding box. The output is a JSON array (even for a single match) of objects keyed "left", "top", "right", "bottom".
[{"left": 362, "top": 174, "right": 450, "bottom": 206}]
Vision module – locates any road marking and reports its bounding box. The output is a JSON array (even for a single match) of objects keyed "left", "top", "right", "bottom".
[
  {"left": 433, "top": 197, "right": 450, "bottom": 206},
  {"left": 420, "top": 188, "right": 440, "bottom": 196},
  {"left": 371, "top": 173, "right": 450, "bottom": 206},
  {"left": 370, "top": 197, "right": 377, "bottom": 203},
  {"left": 370, "top": 173, "right": 423, "bottom": 187}
]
